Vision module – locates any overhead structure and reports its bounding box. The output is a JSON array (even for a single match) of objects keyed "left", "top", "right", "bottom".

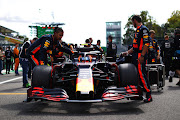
[
  {"left": 0, "top": 25, "right": 18, "bottom": 34},
  {"left": 0, "top": 34, "right": 23, "bottom": 44},
  {"left": 0, "top": 25, "right": 23, "bottom": 44},
  {"left": 29, "top": 22, "right": 65, "bottom": 38}
]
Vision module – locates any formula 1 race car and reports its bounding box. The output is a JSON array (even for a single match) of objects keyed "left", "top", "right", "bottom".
[{"left": 25, "top": 46, "right": 142, "bottom": 103}]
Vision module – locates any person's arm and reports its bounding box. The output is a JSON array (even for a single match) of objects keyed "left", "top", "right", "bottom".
[
  {"left": 122, "top": 47, "right": 133, "bottom": 56},
  {"left": 57, "top": 41, "right": 74, "bottom": 55},
  {"left": 24, "top": 42, "right": 30, "bottom": 55},
  {"left": 13, "top": 48, "right": 19, "bottom": 58},
  {"left": 160, "top": 43, "right": 164, "bottom": 58},
  {"left": 4, "top": 51, "right": 7, "bottom": 59},
  {"left": 26, "top": 38, "right": 41, "bottom": 57},
  {"left": 156, "top": 44, "right": 160, "bottom": 60},
  {"left": 38, "top": 38, "right": 51, "bottom": 65},
  {"left": 127, "top": 47, "right": 133, "bottom": 54},
  {"left": 138, "top": 28, "right": 150, "bottom": 64},
  {"left": 62, "top": 42, "right": 73, "bottom": 50}
]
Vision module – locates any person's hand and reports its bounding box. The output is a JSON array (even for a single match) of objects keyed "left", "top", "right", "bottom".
[
  {"left": 50, "top": 57, "right": 54, "bottom": 62},
  {"left": 122, "top": 51, "right": 128, "bottom": 57},
  {"left": 157, "top": 55, "right": 160, "bottom": 60},
  {"left": 138, "top": 56, "right": 144, "bottom": 64},
  {"left": 73, "top": 51, "right": 78, "bottom": 55}
]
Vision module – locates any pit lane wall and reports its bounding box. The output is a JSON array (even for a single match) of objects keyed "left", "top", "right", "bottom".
[{"left": 0, "top": 34, "right": 23, "bottom": 44}]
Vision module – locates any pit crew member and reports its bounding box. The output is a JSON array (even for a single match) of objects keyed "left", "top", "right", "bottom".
[
  {"left": 19, "top": 37, "right": 38, "bottom": 88},
  {"left": 160, "top": 35, "right": 174, "bottom": 79},
  {"left": 147, "top": 30, "right": 160, "bottom": 64},
  {"left": 123, "top": 15, "right": 152, "bottom": 102},
  {"left": 172, "top": 28, "right": 180, "bottom": 86},
  {"left": 26, "top": 27, "right": 73, "bottom": 68},
  {"left": 107, "top": 35, "right": 117, "bottom": 62},
  {"left": 94, "top": 40, "right": 104, "bottom": 52}
]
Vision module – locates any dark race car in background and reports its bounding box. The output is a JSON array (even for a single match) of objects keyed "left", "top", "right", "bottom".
[{"left": 25, "top": 46, "right": 142, "bottom": 103}]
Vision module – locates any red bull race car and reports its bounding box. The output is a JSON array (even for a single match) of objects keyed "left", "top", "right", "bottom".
[{"left": 25, "top": 46, "right": 142, "bottom": 103}]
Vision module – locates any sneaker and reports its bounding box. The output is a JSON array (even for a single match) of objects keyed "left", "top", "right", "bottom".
[
  {"left": 15, "top": 73, "right": 20, "bottom": 76},
  {"left": 144, "top": 93, "right": 153, "bottom": 103},
  {"left": 25, "top": 83, "right": 31, "bottom": 88},
  {"left": 23, "top": 83, "right": 31, "bottom": 88},
  {"left": 176, "top": 81, "right": 180, "bottom": 86},
  {"left": 169, "top": 77, "right": 173, "bottom": 82}
]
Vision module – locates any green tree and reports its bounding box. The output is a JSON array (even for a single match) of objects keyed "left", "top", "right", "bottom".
[
  {"left": 168, "top": 10, "right": 180, "bottom": 29},
  {"left": 123, "top": 11, "right": 164, "bottom": 45},
  {"left": 123, "top": 16, "right": 135, "bottom": 45}
]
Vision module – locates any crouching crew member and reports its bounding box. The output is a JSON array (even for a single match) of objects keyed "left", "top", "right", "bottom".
[{"left": 26, "top": 27, "right": 74, "bottom": 68}]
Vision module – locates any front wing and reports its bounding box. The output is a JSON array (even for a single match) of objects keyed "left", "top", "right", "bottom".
[{"left": 25, "top": 85, "right": 139, "bottom": 102}]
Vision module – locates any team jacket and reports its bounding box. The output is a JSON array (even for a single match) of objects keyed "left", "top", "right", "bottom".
[
  {"left": 107, "top": 42, "right": 117, "bottom": 57},
  {"left": 19, "top": 40, "right": 31, "bottom": 59},
  {"left": 133, "top": 25, "right": 150, "bottom": 53},
  {"left": 5, "top": 50, "right": 13, "bottom": 61},
  {"left": 147, "top": 38, "right": 160, "bottom": 63},
  {"left": 152, "top": 39, "right": 159, "bottom": 55},
  {"left": 26, "top": 34, "right": 73, "bottom": 65},
  {"left": 13, "top": 48, "right": 19, "bottom": 59},
  {"left": 174, "top": 35, "right": 180, "bottom": 50},
  {"left": 160, "top": 40, "right": 174, "bottom": 58}
]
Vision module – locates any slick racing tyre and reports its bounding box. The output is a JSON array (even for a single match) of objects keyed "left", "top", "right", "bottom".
[
  {"left": 32, "top": 65, "right": 52, "bottom": 88},
  {"left": 118, "top": 63, "right": 138, "bottom": 87}
]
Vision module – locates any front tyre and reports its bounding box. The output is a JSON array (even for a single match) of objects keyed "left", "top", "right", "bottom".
[
  {"left": 118, "top": 63, "right": 138, "bottom": 87},
  {"left": 32, "top": 65, "right": 52, "bottom": 88}
]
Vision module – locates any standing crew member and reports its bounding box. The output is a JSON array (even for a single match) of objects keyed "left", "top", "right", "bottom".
[
  {"left": 89, "top": 38, "right": 93, "bottom": 46},
  {"left": 94, "top": 40, "right": 104, "bottom": 52},
  {"left": 5, "top": 46, "right": 13, "bottom": 74},
  {"left": 173, "top": 28, "right": 180, "bottom": 85},
  {"left": 13, "top": 43, "right": 19, "bottom": 75},
  {"left": 148, "top": 30, "right": 160, "bottom": 64},
  {"left": 160, "top": 35, "right": 174, "bottom": 80},
  {"left": 123, "top": 15, "right": 152, "bottom": 102},
  {"left": 107, "top": 35, "right": 117, "bottom": 62},
  {"left": 26, "top": 27, "right": 73, "bottom": 68},
  {"left": 19, "top": 37, "right": 38, "bottom": 88},
  {"left": 0, "top": 46, "right": 4, "bottom": 75}
]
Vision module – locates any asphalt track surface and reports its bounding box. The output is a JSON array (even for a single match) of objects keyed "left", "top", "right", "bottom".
[{"left": 0, "top": 72, "right": 179, "bottom": 120}]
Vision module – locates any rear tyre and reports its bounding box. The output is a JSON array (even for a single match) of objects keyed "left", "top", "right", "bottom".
[
  {"left": 32, "top": 65, "right": 52, "bottom": 88},
  {"left": 118, "top": 63, "right": 138, "bottom": 87}
]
